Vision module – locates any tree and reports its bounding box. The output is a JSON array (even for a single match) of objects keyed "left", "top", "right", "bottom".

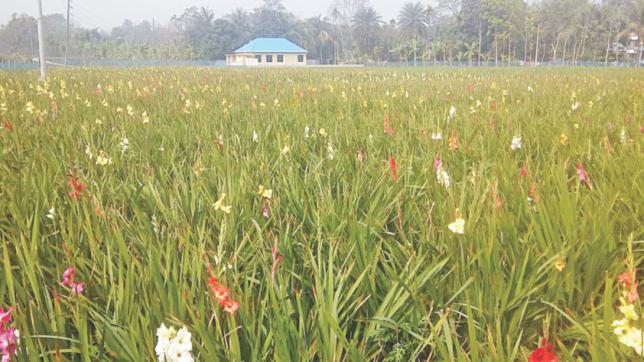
[
  {"left": 397, "top": 2, "right": 429, "bottom": 64},
  {"left": 352, "top": 6, "right": 383, "bottom": 59}
]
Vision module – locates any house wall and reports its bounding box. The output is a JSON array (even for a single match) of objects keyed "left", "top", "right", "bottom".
[{"left": 227, "top": 53, "right": 307, "bottom": 66}]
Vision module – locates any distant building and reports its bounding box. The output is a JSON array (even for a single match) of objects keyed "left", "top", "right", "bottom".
[{"left": 225, "top": 38, "right": 308, "bottom": 66}]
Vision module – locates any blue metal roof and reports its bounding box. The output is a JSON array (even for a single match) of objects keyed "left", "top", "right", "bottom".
[{"left": 233, "top": 38, "right": 308, "bottom": 53}]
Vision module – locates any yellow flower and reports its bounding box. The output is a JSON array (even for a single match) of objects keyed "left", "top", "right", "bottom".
[
  {"left": 620, "top": 303, "right": 639, "bottom": 321},
  {"left": 214, "top": 193, "right": 232, "bottom": 214},
  {"left": 554, "top": 258, "right": 566, "bottom": 272},
  {"left": 281, "top": 145, "right": 290, "bottom": 155},
  {"left": 448, "top": 217, "right": 465, "bottom": 234},
  {"left": 258, "top": 185, "right": 272, "bottom": 199},
  {"left": 560, "top": 133, "right": 568, "bottom": 145}
]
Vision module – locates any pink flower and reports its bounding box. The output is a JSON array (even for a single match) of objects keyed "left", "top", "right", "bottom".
[
  {"left": 61, "top": 267, "right": 84, "bottom": 295},
  {"left": 72, "top": 283, "right": 85, "bottom": 295},
  {"left": 576, "top": 162, "right": 592, "bottom": 188},
  {"left": 0, "top": 306, "right": 18, "bottom": 362},
  {"left": 62, "top": 267, "right": 76, "bottom": 287},
  {"left": 434, "top": 156, "right": 442, "bottom": 171},
  {"left": 0, "top": 308, "right": 12, "bottom": 325}
]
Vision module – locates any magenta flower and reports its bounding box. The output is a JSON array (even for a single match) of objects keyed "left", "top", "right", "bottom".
[
  {"left": 61, "top": 267, "right": 84, "bottom": 295},
  {"left": 0, "top": 308, "right": 12, "bottom": 325},
  {"left": 576, "top": 162, "right": 593, "bottom": 188},
  {"left": 0, "top": 306, "right": 19, "bottom": 361},
  {"left": 434, "top": 156, "right": 442, "bottom": 171}
]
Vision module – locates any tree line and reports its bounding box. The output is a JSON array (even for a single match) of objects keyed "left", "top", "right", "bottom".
[{"left": 0, "top": 0, "right": 642, "bottom": 65}]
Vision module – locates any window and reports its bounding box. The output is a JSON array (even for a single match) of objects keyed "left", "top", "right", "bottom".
[
  {"left": 298, "top": 55, "right": 304, "bottom": 63},
  {"left": 277, "top": 55, "right": 284, "bottom": 63},
  {"left": 266, "top": 55, "right": 273, "bottom": 63},
  {"left": 256, "top": 55, "right": 262, "bottom": 63}
]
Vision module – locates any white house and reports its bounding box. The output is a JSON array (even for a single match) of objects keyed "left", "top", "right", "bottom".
[{"left": 225, "top": 38, "right": 308, "bottom": 66}]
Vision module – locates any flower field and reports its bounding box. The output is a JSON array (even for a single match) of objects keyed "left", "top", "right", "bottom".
[{"left": 0, "top": 67, "right": 642, "bottom": 361}]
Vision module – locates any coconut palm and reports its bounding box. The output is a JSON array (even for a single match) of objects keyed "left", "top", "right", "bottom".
[
  {"left": 352, "top": 7, "right": 383, "bottom": 59},
  {"left": 397, "top": 2, "right": 429, "bottom": 64}
]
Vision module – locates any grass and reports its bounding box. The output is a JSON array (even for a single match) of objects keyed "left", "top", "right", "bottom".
[{"left": 0, "top": 67, "right": 642, "bottom": 361}]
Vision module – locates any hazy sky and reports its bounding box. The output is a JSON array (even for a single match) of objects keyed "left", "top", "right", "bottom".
[{"left": 0, "top": 0, "right": 413, "bottom": 30}]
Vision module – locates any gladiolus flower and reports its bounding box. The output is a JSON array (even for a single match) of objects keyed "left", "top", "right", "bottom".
[
  {"left": 389, "top": 155, "right": 398, "bottom": 181},
  {"left": 221, "top": 298, "right": 240, "bottom": 315},
  {"left": 213, "top": 193, "right": 232, "bottom": 214},
  {"left": 0, "top": 306, "right": 19, "bottom": 362},
  {"left": 271, "top": 239, "right": 282, "bottom": 281},
  {"left": 68, "top": 177, "right": 85, "bottom": 199},
  {"left": 207, "top": 274, "right": 239, "bottom": 316},
  {"left": 384, "top": 113, "right": 394, "bottom": 135},
  {"left": 61, "top": 267, "right": 84, "bottom": 295},
  {"left": 511, "top": 135, "right": 522, "bottom": 151},
  {"left": 528, "top": 339, "right": 559, "bottom": 362},
  {"left": 2, "top": 120, "right": 12, "bottom": 133},
  {"left": 448, "top": 209, "right": 465, "bottom": 234},
  {"left": 448, "top": 217, "right": 465, "bottom": 234},
  {"left": 576, "top": 163, "right": 592, "bottom": 188},
  {"left": 0, "top": 307, "right": 13, "bottom": 325}
]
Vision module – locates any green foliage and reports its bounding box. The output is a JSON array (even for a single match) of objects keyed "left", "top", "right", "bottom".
[{"left": 0, "top": 67, "right": 642, "bottom": 360}]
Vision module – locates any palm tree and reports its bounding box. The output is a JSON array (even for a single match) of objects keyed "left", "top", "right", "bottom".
[
  {"left": 352, "top": 7, "right": 383, "bottom": 59},
  {"left": 397, "top": 2, "right": 429, "bottom": 65}
]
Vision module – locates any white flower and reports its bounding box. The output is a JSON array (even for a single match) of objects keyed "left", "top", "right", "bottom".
[
  {"left": 448, "top": 218, "right": 465, "bottom": 234},
  {"left": 318, "top": 128, "right": 327, "bottom": 137},
  {"left": 46, "top": 207, "right": 56, "bottom": 220},
  {"left": 448, "top": 105, "right": 456, "bottom": 119},
  {"left": 173, "top": 327, "right": 192, "bottom": 353},
  {"left": 96, "top": 151, "right": 112, "bottom": 166},
  {"left": 620, "top": 128, "right": 627, "bottom": 144},
  {"left": 304, "top": 126, "right": 310, "bottom": 138},
  {"left": 571, "top": 102, "right": 580, "bottom": 112},
  {"left": 527, "top": 86, "right": 534, "bottom": 93},
  {"left": 252, "top": 130, "right": 258, "bottom": 142},
  {"left": 327, "top": 142, "right": 335, "bottom": 160},
  {"left": 156, "top": 324, "right": 194, "bottom": 362},
  {"left": 511, "top": 136, "right": 522, "bottom": 151},
  {"left": 431, "top": 132, "right": 442, "bottom": 141},
  {"left": 85, "top": 145, "right": 93, "bottom": 160},
  {"left": 120, "top": 137, "right": 129, "bottom": 152},
  {"left": 436, "top": 169, "right": 450, "bottom": 188},
  {"left": 156, "top": 324, "right": 176, "bottom": 361}
]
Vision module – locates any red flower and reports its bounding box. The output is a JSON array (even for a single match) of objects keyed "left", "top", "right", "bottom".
[
  {"left": 528, "top": 339, "right": 559, "bottom": 362},
  {"left": 618, "top": 270, "right": 639, "bottom": 302},
  {"left": 207, "top": 273, "right": 239, "bottom": 316},
  {"left": 221, "top": 298, "right": 240, "bottom": 315},
  {"left": 389, "top": 155, "right": 398, "bottom": 181},
  {"left": 2, "top": 120, "right": 12, "bottom": 133},
  {"left": 520, "top": 163, "right": 528, "bottom": 178},
  {"left": 68, "top": 177, "right": 85, "bottom": 199}
]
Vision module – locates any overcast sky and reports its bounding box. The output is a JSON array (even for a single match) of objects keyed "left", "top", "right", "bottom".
[{"left": 0, "top": 0, "right": 417, "bottom": 30}]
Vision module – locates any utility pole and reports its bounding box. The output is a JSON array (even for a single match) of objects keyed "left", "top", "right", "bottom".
[
  {"left": 36, "top": 0, "right": 47, "bottom": 79},
  {"left": 65, "top": 0, "right": 70, "bottom": 66}
]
